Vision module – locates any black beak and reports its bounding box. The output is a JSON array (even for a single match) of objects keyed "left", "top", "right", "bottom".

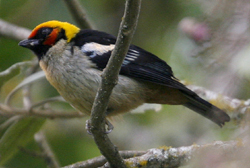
[{"left": 18, "top": 39, "right": 41, "bottom": 49}]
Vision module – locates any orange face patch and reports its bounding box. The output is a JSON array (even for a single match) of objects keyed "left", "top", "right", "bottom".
[
  {"left": 43, "top": 28, "right": 59, "bottom": 46},
  {"left": 28, "top": 28, "right": 39, "bottom": 39}
]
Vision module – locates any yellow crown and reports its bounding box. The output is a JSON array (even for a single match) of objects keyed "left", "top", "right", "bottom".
[{"left": 29, "top": 20, "right": 80, "bottom": 42}]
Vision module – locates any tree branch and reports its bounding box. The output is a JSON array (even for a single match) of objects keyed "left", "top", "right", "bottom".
[
  {"left": 89, "top": 0, "right": 141, "bottom": 168},
  {"left": 62, "top": 151, "right": 146, "bottom": 168},
  {"left": 0, "top": 19, "right": 30, "bottom": 41},
  {"left": 120, "top": 141, "right": 242, "bottom": 168},
  {"left": 62, "top": 141, "right": 242, "bottom": 168},
  {"left": 63, "top": 0, "right": 93, "bottom": 29}
]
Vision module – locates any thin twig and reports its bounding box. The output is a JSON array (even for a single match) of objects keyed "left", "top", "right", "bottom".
[
  {"left": 23, "top": 59, "right": 39, "bottom": 109},
  {"left": 34, "top": 131, "right": 60, "bottom": 168},
  {"left": 63, "top": 0, "right": 93, "bottom": 29},
  {"left": 0, "top": 104, "right": 85, "bottom": 119},
  {"left": 0, "top": 19, "right": 31, "bottom": 41},
  {"left": 28, "top": 96, "right": 66, "bottom": 112},
  {"left": 22, "top": 62, "right": 40, "bottom": 110},
  {"left": 19, "top": 147, "right": 46, "bottom": 158},
  {"left": 89, "top": 0, "right": 141, "bottom": 168}
]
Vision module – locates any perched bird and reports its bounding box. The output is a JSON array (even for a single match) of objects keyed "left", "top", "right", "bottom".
[{"left": 19, "top": 20, "right": 230, "bottom": 130}]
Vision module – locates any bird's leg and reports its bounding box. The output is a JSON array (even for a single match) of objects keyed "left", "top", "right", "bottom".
[
  {"left": 104, "top": 118, "right": 114, "bottom": 134},
  {"left": 85, "top": 119, "right": 92, "bottom": 135},
  {"left": 85, "top": 118, "right": 114, "bottom": 135}
]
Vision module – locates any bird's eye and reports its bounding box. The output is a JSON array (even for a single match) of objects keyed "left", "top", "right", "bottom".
[
  {"left": 36, "top": 27, "right": 53, "bottom": 39},
  {"left": 41, "top": 28, "right": 52, "bottom": 35}
]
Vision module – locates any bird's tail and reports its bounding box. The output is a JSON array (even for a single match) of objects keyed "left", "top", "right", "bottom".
[{"left": 183, "top": 94, "right": 230, "bottom": 127}]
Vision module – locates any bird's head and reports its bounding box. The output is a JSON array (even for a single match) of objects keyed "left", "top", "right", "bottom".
[{"left": 19, "top": 20, "right": 80, "bottom": 59}]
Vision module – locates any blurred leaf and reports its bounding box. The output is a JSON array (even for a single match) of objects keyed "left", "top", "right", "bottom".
[
  {"left": 0, "top": 116, "right": 22, "bottom": 138},
  {"left": 0, "top": 61, "right": 33, "bottom": 89},
  {"left": 5, "top": 71, "right": 45, "bottom": 105},
  {"left": 0, "top": 117, "right": 46, "bottom": 165}
]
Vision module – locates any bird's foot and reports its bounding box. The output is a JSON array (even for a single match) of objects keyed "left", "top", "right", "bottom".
[
  {"left": 85, "top": 119, "right": 114, "bottom": 135},
  {"left": 104, "top": 119, "right": 114, "bottom": 134}
]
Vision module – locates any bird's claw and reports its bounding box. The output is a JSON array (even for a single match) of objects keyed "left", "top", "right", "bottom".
[
  {"left": 85, "top": 120, "right": 93, "bottom": 135},
  {"left": 104, "top": 119, "right": 114, "bottom": 134},
  {"left": 85, "top": 119, "right": 114, "bottom": 135}
]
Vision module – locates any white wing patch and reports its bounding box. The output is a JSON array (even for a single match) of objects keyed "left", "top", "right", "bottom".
[
  {"left": 82, "top": 43, "right": 140, "bottom": 66},
  {"left": 123, "top": 49, "right": 139, "bottom": 65},
  {"left": 81, "top": 42, "right": 115, "bottom": 58},
  {"left": 131, "top": 103, "right": 162, "bottom": 113}
]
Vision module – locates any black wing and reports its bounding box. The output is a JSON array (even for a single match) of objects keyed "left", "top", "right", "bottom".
[
  {"left": 121, "top": 46, "right": 195, "bottom": 93},
  {"left": 73, "top": 29, "right": 191, "bottom": 92},
  {"left": 73, "top": 29, "right": 117, "bottom": 45}
]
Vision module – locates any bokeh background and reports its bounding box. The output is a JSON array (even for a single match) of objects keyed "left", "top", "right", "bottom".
[{"left": 1, "top": 0, "right": 249, "bottom": 167}]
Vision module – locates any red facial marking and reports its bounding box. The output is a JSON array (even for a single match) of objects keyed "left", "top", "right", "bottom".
[
  {"left": 43, "top": 28, "right": 59, "bottom": 46},
  {"left": 28, "top": 29, "right": 39, "bottom": 39}
]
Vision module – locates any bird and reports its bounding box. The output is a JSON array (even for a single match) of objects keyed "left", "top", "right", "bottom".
[{"left": 18, "top": 20, "right": 230, "bottom": 132}]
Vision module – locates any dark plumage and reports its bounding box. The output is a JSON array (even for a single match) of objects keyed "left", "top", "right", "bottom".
[{"left": 72, "top": 29, "right": 230, "bottom": 127}]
